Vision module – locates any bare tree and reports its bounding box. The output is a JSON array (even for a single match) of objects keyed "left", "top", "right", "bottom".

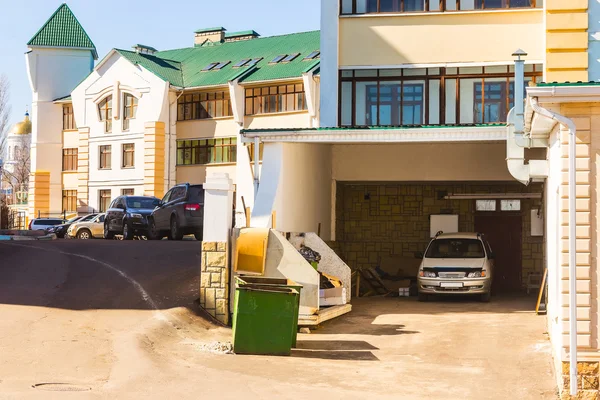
[
  {"left": 2, "top": 135, "right": 31, "bottom": 202},
  {"left": 0, "top": 75, "right": 11, "bottom": 157}
]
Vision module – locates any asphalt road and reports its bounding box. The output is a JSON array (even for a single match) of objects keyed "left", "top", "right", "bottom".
[{"left": 0, "top": 240, "right": 558, "bottom": 400}]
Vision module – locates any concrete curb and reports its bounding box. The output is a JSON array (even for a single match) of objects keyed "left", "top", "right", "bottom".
[{"left": 0, "top": 234, "right": 57, "bottom": 241}]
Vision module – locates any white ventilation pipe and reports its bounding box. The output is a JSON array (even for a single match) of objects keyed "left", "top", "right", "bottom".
[
  {"left": 530, "top": 96, "right": 578, "bottom": 396},
  {"left": 253, "top": 136, "right": 260, "bottom": 196}
]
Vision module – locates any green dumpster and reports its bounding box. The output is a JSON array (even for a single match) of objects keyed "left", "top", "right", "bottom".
[{"left": 233, "top": 277, "right": 302, "bottom": 355}]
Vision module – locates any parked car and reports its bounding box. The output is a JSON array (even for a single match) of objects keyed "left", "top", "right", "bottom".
[
  {"left": 417, "top": 232, "right": 495, "bottom": 302},
  {"left": 45, "top": 214, "right": 98, "bottom": 238},
  {"left": 67, "top": 213, "right": 106, "bottom": 239},
  {"left": 104, "top": 196, "right": 160, "bottom": 240},
  {"left": 149, "top": 183, "right": 204, "bottom": 241},
  {"left": 29, "top": 218, "right": 65, "bottom": 231}
]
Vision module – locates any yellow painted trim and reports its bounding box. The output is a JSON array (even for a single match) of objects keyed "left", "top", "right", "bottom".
[
  {"left": 546, "top": 13, "right": 588, "bottom": 31},
  {"left": 546, "top": 0, "right": 588, "bottom": 11},
  {"left": 547, "top": 52, "right": 588, "bottom": 70},
  {"left": 547, "top": 32, "right": 588, "bottom": 50}
]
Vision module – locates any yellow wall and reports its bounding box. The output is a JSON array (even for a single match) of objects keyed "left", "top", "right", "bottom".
[
  {"left": 545, "top": 0, "right": 588, "bottom": 82},
  {"left": 176, "top": 164, "right": 237, "bottom": 186},
  {"left": 28, "top": 171, "right": 50, "bottom": 218},
  {"left": 176, "top": 118, "right": 239, "bottom": 139},
  {"left": 244, "top": 111, "right": 311, "bottom": 129},
  {"left": 332, "top": 142, "right": 513, "bottom": 181},
  {"left": 339, "top": 10, "right": 544, "bottom": 66},
  {"left": 144, "top": 121, "right": 165, "bottom": 198}
]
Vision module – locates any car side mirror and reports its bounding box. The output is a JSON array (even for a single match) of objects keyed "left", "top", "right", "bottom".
[{"left": 414, "top": 251, "right": 424, "bottom": 259}]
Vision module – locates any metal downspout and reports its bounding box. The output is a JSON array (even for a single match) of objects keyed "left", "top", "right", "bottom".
[
  {"left": 530, "top": 97, "right": 578, "bottom": 396},
  {"left": 253, "top": 136, "right": 260, "bottom": 196}
]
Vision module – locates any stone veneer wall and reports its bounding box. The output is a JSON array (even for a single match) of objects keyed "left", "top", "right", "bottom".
[
  {"left": 335, "top": 182, "right": 544, "bottom": 286},
  {"left": 561, "top": 361, "right": 599, "bottom": 399},
  {"left": 199, "top": 242, "right": 230, "bottom": 325}
]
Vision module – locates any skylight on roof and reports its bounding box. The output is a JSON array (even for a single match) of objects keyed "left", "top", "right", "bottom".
[
  {"left": 234, "top": 59, "right": 251, "bottom": 68},
  {"left": 303, "top": 51, "right": 320, "bottom": 61},
  {"left": 281, "top": 53, "right": 300, "bottom": 63},
  {"left": 270, "top": 55, "right": 286, "bottom": 64},
  {"left": 213, "top": 61, "right": 231, "bottom": 70},
  {"left": 202, "top": 62, "right": 219, "bottom": 72},
  {"left": 246, "top": 58, "right": 263, "bottom": 67}
]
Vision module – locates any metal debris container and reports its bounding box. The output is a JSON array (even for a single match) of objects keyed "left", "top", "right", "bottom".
[{"left": 232, "top": 276, "right": 302, "bottom": 355}]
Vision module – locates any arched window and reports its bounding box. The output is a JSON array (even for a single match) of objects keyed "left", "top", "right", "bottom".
[
  {"left": 98, "top": 96, "right": 113, "bottom": 133},
  {"left": 123, "top": 93, "right": 138, "bottom": 131}
]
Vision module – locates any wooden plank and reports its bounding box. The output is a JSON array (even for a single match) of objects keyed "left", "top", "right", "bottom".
[{"left": 536, "top": 268, "right": 548, "bottom": 315}]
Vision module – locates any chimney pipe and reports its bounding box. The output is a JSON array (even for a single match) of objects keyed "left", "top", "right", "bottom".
[{"left": 512, "top": 48, "right": 527, "bottom": 134}]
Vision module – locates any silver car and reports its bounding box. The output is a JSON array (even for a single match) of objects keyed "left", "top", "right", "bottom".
[{"left": 417, "top": 232, "right": 494, "bottom": 302}]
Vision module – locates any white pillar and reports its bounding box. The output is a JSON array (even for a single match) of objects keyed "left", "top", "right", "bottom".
[{"left": 203, "top": 173, "right": 234, "bottom": 242}]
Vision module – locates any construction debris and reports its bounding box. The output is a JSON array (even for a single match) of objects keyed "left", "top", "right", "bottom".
[{"left": 196, "top": 341, "right": 233, "bottom": 354}]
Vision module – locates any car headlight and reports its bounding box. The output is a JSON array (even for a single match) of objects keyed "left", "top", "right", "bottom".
[
  {"left": 468, "top": 271, "right": 486, "bottom": 278},
  {"left": 419, "top": 271, "right": 436, "bottom": 278},
  {"left": 130, "top": 213, "right": 143, "bottom": 219}
]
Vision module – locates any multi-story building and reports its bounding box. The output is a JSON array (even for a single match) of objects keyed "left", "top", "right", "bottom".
[
  {"left": 241, "top": 0, "right": 600, "bottom": 397},
  {"left": 26, "top": 4, "right": 320, "bottom": 222}
]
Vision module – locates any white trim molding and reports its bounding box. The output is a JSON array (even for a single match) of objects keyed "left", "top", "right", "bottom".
[{"left": 241, "top": 126, "right": 507, "bottom": 144}]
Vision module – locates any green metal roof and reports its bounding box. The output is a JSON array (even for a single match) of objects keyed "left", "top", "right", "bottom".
[
  {"left": 151, "top": 30, "right": 320, "bottom": 87},
  {"left": 225, "top": 30, "right": 260, "bottom": 38},
  {"left": 27, "top": 4, "right": 97, "bottom": 59},
  {"left": 115, "top": 50, "right": 184, "bottom": 87},
  {"left": 195, "top": 27, "right": 225, "bottom": 34},
  {"left": 536, "top": 81, "right": 600, "bottom": 87},
  {"left": 241, "top": 123, "right": 506, "bottom": 134},
  {"left": 134, "top": 44, "right": 158, "bottom": 52}
]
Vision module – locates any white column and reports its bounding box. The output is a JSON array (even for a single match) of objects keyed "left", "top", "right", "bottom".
[
  {"left": 203, "top": 173, "right": 234, "bottom": 242},
  {"left": 320, "top": 0, "right": 340, "bottom": 128}
]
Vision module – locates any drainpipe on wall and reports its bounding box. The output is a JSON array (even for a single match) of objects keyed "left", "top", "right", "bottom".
[
  {"left": 529, "top": 97, "right": 578, "bottom": 397},
  {"left": 253, "top": 136, "right": 260, "bottom": 197}
]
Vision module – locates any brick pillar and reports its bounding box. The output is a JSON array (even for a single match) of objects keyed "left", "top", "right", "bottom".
[
  {"left": 143, "top": 121, "right": 165, "bottom": 199},
  {"left": 200, "top": 241, "right": 230, "bottom": 325},
  {"left": 77, "top": 127, "right": 90, "bottom": 213},
  {"left": 28, "top": 171, "right": 50, "bottom": 219}
]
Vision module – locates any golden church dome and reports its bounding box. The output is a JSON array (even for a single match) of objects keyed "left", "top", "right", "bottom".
[{"left": 12, "top": 111, "right": 32, "bottom": 135}]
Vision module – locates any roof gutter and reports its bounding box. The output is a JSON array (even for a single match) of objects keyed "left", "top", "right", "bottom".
[{"left": 529, "top": 96, "right": 578, "bottom": 397}]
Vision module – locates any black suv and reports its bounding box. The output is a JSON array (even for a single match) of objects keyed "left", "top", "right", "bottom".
[
  {"left": 104, "top": 196, "right": 160, "bottom": 240},
  {"left": 148, "top": 184, "right": 204, "bottom": 240}
]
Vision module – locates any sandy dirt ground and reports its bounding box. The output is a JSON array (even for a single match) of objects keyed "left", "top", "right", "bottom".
[{"left": 0, "top": 240, "right": 557, "bottom": 399}]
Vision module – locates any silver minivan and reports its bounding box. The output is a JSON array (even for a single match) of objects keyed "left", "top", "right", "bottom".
[{"left": 417, "top": 232, "right": 495, "bottom": 302}]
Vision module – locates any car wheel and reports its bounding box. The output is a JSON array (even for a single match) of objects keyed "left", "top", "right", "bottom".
[
  {"left": 417, "top": 292, "right": 429, "bottom": 302},
  {"left": 77, "top": 229, "right": 92, "bottom": 240},
  {"left": 104, "top": 223, "right": 115, "bottom": 240},
  {"left": 480, "top": 292, "right": 491, "bottom": 303},
  {"left": 194, "top": 232, "right": 203, "bottom": 241},
  {"left": 148, "top": 219, "right": 162, "bottom": 240},
  {"left": 169, "top": 216, "right": 183, "bottom": 241},
  {"left": 123, "top": 220, "right": 134, "bottom": 241}
]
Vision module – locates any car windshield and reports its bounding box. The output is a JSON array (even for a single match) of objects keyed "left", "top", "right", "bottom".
[
  {"left": 80, "top": 214, "right": 96, "bottom": 222},
  {"left": 425, "top": 239, "right": 485, "bottom": 259},
  {"left": 67, "top": 216, "right": 82, "bottom": 223},
  {"left": 126, "top": 197, "right": 159, "bottom": 209},
  {"left": 36, "top": 219, "right": 63, "bottom": 226}
]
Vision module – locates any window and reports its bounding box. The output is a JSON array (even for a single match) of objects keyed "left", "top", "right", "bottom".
[
  {"left": 62, "top": 148, "right": 78, "bottom": 171},
  {"left": 63, "top": 104, "right": 76, "bottom": 130},
  {"left": 177, "top": 138, "right": 237, "bottom": 165},
  {"left": 476, "top": 200, "right": 497, "bottom": 212},
  {"left": 177, "top": 91, "right": 233, "bottom": 120},
  {"left": 62, "top": 190, "right": 77, "bottom": 212},
  {"left": 99, "top": 190, "right": 112, "bottom": 212},
  {"left": 339, "top": 66, "right": 541, "bottom": 126},
  {"left": 476, "top": 199, "right": 522, "bottom": 212},
  {"left": 99, "top": 145, "right": 111, "bottom": 169},
  {"left": 123, "top": 93, "right": 138, "bottom": 131},
  {"left": 303, "top": 51, "right": 320, "bottom": 61},
  {"left": 202, "top": 62, "right": 219, "bottom": 71},
  {"left": 234, "top": 59, "right": 250, "bottom": 68},
  {"left": 246, "top": 58, "right": 263, "bottom": 68},
  {"left": 281, "top": 53, "right": 300, "bottom": 63},
  {"left": 340, "top": 0, "right": 539, "bottom": 13},
  {"left": 98, "top": 96, "right": 113, "bottom": 132},
  {"left": 245, "top": 84, "right": 307, "bottom": 115},
  {"left": 501, "top": 200, "right": 521, "bottom": 211},
  {"left": 214, "top": 61, "right": 230, "bottom": 70},
  {"left": 122, "top": 144, "right": 135, "bottom": 168},
  {"left": 122, "top": 188, "right": 135, "bottom": 196},
  {"left": 270, "top": 55, "right": 286, "bottom": 64}
]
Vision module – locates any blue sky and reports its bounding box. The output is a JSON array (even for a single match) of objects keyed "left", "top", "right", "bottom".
[{"left": 0, "top": 0, "right": 320, "bottom": 127}]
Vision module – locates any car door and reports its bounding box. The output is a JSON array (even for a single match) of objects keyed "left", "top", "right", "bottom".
[
  {"left": 154, "top": 189, "right": 173, "bottom": 230},
  {"left": 91, "top": 214, "right": 105, "bottom": 237},
  {"left": 169, "top": 186, "right": 186, "bottom": 222},
  {"left": 108, "top": 197, "right": 125, "bottom": 231}
]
